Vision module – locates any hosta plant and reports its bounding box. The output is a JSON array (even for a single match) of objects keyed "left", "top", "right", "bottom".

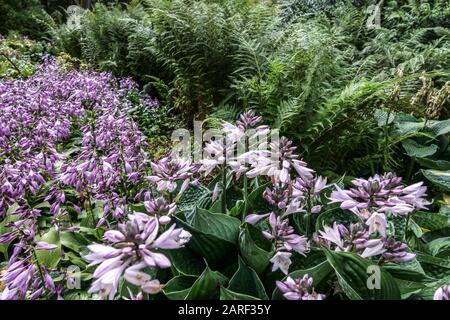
[{"left": 1, "top": 60, "right": 450, "bottom": 300}]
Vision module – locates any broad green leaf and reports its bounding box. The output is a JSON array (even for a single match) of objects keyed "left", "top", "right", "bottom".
[
  {"left": 247, "top": 182, "right": 273, "bottom": 214},
  {"left": 416, "top": 252, "right": 450, "bottom": 278},
  {"left": 402, "top": 139, "right": 438, "bottom": 158},
  {"left": 394, "top": 279, "right": 427, "bottom": 299},
  {"left": 422, "top": 169, "right": 450, "bottom": 192},
  {"left": 0, "top": 205, "right": 20, "bottom": 259},
  {"left": 60, "top": 231, "right": 90, "bottom": 252},
  {"left": 426, "top": 237, "right": 450, "bottom": 258},
  {"left": 409, "top": 219, "right": 424, "bottom": 238},
  {"left": 220, "top": 287, "right": 260, "bottom": 300},
  {"left": 165, "top": 247, "right": 205, "bottom": 276},
  {"left": 173, "top": 208, "right": 240, "bottom": 266},
  {"left": 186, "top": 266, "right": 228, "bottom": 300},
  {"left": 415, "top": 158, "right": 450, "bottom": 171},
  {"left": 186, "top": 207, "right": 240, "bottom": 244},
  {"left": 63, "top": 290, "right": 91, "bottom": 300},
  {"left": 228, "top": 256, "right": 268, "bottom": 300},
  {"left": 315, "top": 208, "right": 357, "bottom": 232},
  {"left": 374, "top": 109, "right": 395, "bottom": 127},
  {"left": 382, "top": 259, "right": 431, "bottom": 283},
  {"left": 35, "top": 228, "right": 62, "bottom": 269},
  {"left": 429, "top": 118, "right": 450, "bottom": 137},
  {"left": 163, "top": 275, "right": 198, "bottom": 300},
  {"left": 177, "top": 185, "right": 211, "bottom": 213},
  {"left": 324, "top": 249, "right": 401, "bottom": 300},
  {"left": 412, "top": 211, "right": 450, "bottom": 231},
  {"left": 238, "top": 224, "right": 272, "bottom": 275}
]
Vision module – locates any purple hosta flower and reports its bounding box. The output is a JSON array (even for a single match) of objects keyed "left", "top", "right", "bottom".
[
  {"left": 317, "top": 221, "right": 414, "bottom": 262},
  {"left": 292, "top": 175, "right": 327, "bottom": 200},
  {"left": 265, "top": 213, "right": 309, "bottom": 275},
  {"left": 200, "top": 139, "right": 235, "bottom": 176},
  {"left": 318, "top": 222, "right": 345, "bottom": 250},
  {"left": 365, "top": 211, "right": 388, "bottom": 236},
  {"left": 0, "top": 207, "right": 42, "bottom": 247},
  {"left": 330, "top": 173, "right": 430, "bottom": 218},
  {"left": 223, "top": 110, "right": 269, "bottom": 142},
  {"left": 263, "top": 185, "right": 290, "bottom": 210},
  {"left": 244, "top": 213, "right": 270, "bottom": 225},
  {"left": 246, "top": 137, "right": 314, "bottom": 184},
  {"left": 236, "top": 110, "right": 263, "bottom": 130},
  {"left": 276, "top": 275, "right": 326, "bottom": 300},
  {"left": 85, "top": 213, "right": 191, "bottom": 299},
  {"left": 123, "top": 266, "right": 164, "bottom": 295},
  {"left": 148, "top": 156, "right": 192, "bottom": 193},
  {"left": 0, "top": 253, "right": 55, "bottom": 300},
  {"left": 270, "top": 252, "right": 292, "bottom": 275},
  {"left": 0, "top": 58, "right": 153, "bottom": 231},
  {"left": 143, "top": 195, "right": 176, "bottom": 224},
  {"left": 317, "top": 222, "right": 391, "bottom": 259},
  {"left": 360, "top": 239, "right": 386, "bottom": 258},
  {"left": 311, "top": 205, "right": 322, "bottom": 214},
  {"left": 434, "top": 285, "right": 450, "bottom": 300},
  {"left": 265, "top": 213, "right": 309, "bottom": 255},
  {"left": 123, "top": 288, "right": 144, "bottom": 300},
  {"left": 381, "top": 237, "right": 415, "bottom": 263}
]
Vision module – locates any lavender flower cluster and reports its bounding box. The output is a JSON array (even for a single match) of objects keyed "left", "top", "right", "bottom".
[{"left": 0, "top": 59, "right": 193, "bottom": 300}]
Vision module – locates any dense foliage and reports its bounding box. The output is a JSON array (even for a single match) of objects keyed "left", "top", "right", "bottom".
[{"left": 0, "top": 0, "right": 449, "bottom": 301}]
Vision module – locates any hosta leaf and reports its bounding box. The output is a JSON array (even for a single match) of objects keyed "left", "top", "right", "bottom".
[
  {"left": 63, "top": 290, "right": 91, "bottom": 300},
  {"left": 220, "top": 287, "right": 260, "bottom": 300},
  {"left": 0, "top": 205, "right": 20, "bottom": 259},
  {"left": 186, "top": 266, "right": 228, "bottom": 300},
  {"left": 324, "top": 249, "right": 401, "bottom": 300},
  {"left": 163, "top": 275, "right": 198, "bottom": 300},
  {"left": 272, "top": 260, "right": 333, "bottom": 299},
  {"left": 394, "top": 120, "right": 424, "bottom": 136},
  {"left": 60, "top": 231, "right": 90, "bottom": 252},
  {"left": 165, "top": 247, "right": 205, "bottom": 276},
  {"left": 415, "top": 158, "right": 450, "bottom": 171},
  {"left": 412, "top": 211, "right": 450, "bottom": 231},
  {"left": 315, "top": 208, "right": 358, "bottom": 232},
  {"left": 411, "top": 275, "right": 450, "bottom": 300},
  {"left": 174, "top": 216, "right": 237, "bottom": 267},
  {"left": 429, "top": 118, "right": 450, "bottom": 137},
  {"left": 382, "top": 259, "right": 431, "bottom": 282},
  {"left": 228, "top": 256, "right": 268, "bottom": 300},
  {"left": 422, "top": 169, "right": 450, "bottom": 192},
  {"left": 186, "top": 207, "right": 240, "bottom": 244},
  {"left": 402, "top": 139, "right": 438, "bottom": 158},
  {"left": 35, "top": 228, "right": 62, "bottom": 269},
  {"left": 177, "top": 185, "right": 211, "bottom": 212},
  {"left": 238, "top": 224, "right": 272, "bottom": 275},
  {"left": 416, "top": 252, "right": 450, "bottom": 278},
  {"left": 374, "top": 109, "right": 395, "bottom": 127},
  {"left": 174, "top": 208, "right": 240, "bottom": 266},
  {"left": 247, "top": 182, "right": 273, "bottom": 214},
  {"left": 394, "top": 279, "right": 427, "bottom": 299},
  {"left": 426, "top": 237, "right": 450, "bottom": 258}
]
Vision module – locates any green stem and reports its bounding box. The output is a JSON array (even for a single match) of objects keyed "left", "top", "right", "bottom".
[
  {"left": 406, "top": 157, "right": 415, "bottom": 183},
  {"left": 33, "top": 249, "right": 46, "bottom": 286},
  {"left": 382, "top": 109, "right": 392, "bottom": 171},
  {"left": 305, "top": 194, "right": 312, "bottom": 238},
  {"left": 242, "top": 174, "right": 248, "bottom": 219},
  {"left": 1, "top": 53, "right": 23, "bottom": 77},
  {"left": 221, "top": 165, "right": 227, "bottom": 214},
  {"left": 404, "top": 213, "right": 411, "bottom": 242}
]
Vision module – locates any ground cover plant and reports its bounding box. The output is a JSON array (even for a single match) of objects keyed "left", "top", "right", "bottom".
[{"left": 0, "top": 0, "right": 450, "bottom": 301}]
